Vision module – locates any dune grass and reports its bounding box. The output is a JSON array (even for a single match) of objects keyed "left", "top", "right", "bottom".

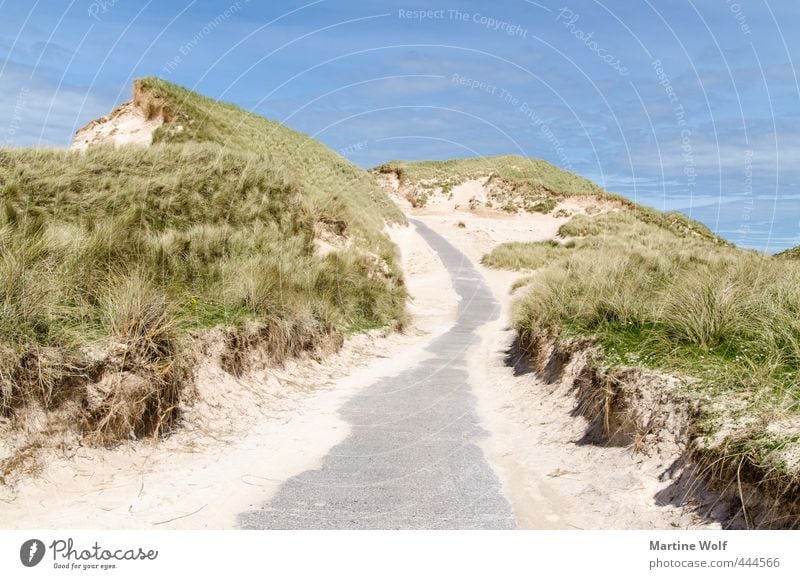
[
  {"left": 776, "top": 245, "right": 800, "bottom": 260},
  {"left": 375, "top": 155, "right": 733, "bottom": 244},
  {"left": 376, "top": 154, "right": 603, "bottom": 197},
  {"left": 493, "top": 209, "right": 800, "bottom": 519},
  {"left": 481, "top": 240, "right": 567, "bottom": 271},
  {"left": 0, "top": 79, "right": 407, "bottom": 447},
  {"left": 375, "top": 154, "right": 613, "bottom": 214},
  {"left": 137, "top": 77, "right": 405, "bottom": 238},
  {"left": 559, "top": 208, "right": 727, "bottom": 245}
]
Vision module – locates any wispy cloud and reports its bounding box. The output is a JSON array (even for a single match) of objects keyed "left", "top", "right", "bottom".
[{"left": 0, "top": 60, "right": 112, "bottom": 147}]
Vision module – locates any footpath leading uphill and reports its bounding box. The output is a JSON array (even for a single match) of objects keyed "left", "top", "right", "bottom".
[
  {"left": 239, "top": 220, "right": 516, "bottom": 529},
  {"left": 2, "top": 80, "right": 797, "bottom": 529},
  {"left": 375, "top": 156, "right": 800, "bottom": 529}
]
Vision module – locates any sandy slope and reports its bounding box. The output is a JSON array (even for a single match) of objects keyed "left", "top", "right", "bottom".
[{"left": 71, "top": 100, "right": 163, "bottom": 151}]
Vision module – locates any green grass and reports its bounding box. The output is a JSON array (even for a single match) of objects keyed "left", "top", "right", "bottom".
[
  {"left": 481, "top": 240, "right": 567, "bottom": 271},
  {"left": 0, "top": 78, "right": 407, "bottom": 445},
  {"left": 137, "top": 77, "right": 405, "bottom": 238},
  {"left": 0, "top": 145, "right": 406, "bottom": 347},
  {"left": 497, "top": 208, "right": 800, "bottom": 502},
  {"left": 560, "top": 206, "right": 728, "bottom": 245}
]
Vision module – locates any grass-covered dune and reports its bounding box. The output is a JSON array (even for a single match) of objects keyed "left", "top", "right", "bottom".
[
  {"left": 376, "top": 155, "right": 603, "bottom": 212},
  {"left": 376, "top": 155, "right": 602, "bottom": 195},
  {"left": 375, "top": 156, "right": 731, "bottom": 245},
  {"left": 484, "top": 208, "right": 800, "bottom": 527},
  {"left": 776, "top": 245, "right": 800, "bottom": 260},
  {"left": 0, "top": 78, "right": 406, "bottom": 455},
  {"left": 137, "top": 77, "right": 404, "bottom": 232}
]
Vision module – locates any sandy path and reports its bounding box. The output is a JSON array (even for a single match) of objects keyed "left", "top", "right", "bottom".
[
  {"left": 238, "top": 220, "right": 515, "bottom": 529},
  {"left": 410, "top": 210, "right": 716, "bottom": 529}
]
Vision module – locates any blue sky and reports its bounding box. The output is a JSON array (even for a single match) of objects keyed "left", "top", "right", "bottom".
[{"left": 1, "top": 0, "right": 799, "bottom": 252}]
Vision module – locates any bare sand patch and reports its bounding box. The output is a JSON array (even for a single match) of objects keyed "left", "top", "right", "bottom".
[{"left": 71, "top": 100, "right": 163, "bottom": 151}]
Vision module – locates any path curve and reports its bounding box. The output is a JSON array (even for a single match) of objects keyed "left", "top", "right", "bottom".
[{"left": 238, "top": 220, "right": 516, "bottom": 529}]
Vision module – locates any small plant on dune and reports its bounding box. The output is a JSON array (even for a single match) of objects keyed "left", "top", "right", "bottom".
[
  {"left": 525, "top": 198, "right": 557, "bottom": 214},
  {"left": 88, "top": 272, "right": 186, "bottom": 444}
]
